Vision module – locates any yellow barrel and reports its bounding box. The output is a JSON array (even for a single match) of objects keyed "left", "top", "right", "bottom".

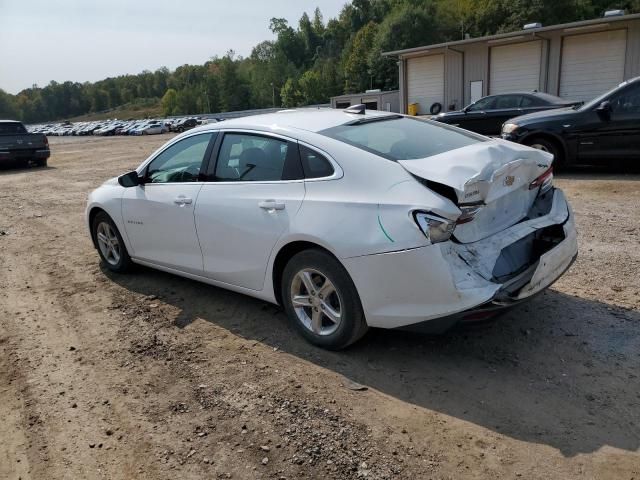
[{"left": 408, "top": 103, "right": 419, "bottom": 116}]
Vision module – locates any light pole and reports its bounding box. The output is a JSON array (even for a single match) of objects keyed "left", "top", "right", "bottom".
[{"left": 270, "top": 82, "right": 275, "bottom": 108}]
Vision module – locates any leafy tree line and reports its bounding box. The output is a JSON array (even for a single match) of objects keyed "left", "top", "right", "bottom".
[{"left": 1, "top": 0, "right": 638, "bottom": 123}]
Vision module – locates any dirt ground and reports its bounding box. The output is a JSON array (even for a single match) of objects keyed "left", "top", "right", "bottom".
[{"left": 1, "top": 134, "right": 639, "bottom": 480}]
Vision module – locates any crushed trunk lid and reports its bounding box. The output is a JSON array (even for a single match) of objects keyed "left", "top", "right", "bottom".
[{"left": 398, "top": 139, "right": 553, "bottom": 243}]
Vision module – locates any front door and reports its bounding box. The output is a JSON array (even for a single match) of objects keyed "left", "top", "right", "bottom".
[
  {"left": 577, "top": 83, "right": 640, "bottom": 163},
  {"left": 195, "top": 132, "right": 305, "bottom": 291},
  {"left": 460, "top": 96, "right": 497, "bottom": 135},
  {"left": 122, "top": 132, "right": 215, "bottom": 273}
]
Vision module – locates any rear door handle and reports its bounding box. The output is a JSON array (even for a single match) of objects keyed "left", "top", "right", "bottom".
[
  {"left": 174, "top": 196, "right": 193, "bottom": 206},
  {"left": 258, "top": 200, "right": 285, "bottom": 211}
]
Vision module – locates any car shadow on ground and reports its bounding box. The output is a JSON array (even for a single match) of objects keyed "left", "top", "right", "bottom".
[{"left": 105, "top": 265, "right": 640, "bottom": 458}]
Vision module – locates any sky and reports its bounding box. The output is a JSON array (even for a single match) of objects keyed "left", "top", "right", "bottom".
[{"left": 0, "top": 0, "right": 348, "bottom": 94}]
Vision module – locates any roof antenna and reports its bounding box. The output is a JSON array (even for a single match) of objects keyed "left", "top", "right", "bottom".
[{"left": 344, "top": 104, "right": 366, "bottom": 115}]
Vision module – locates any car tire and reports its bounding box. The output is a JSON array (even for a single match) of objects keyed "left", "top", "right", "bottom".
[
  {"left": 92, "top": 211, "right": 132, "bottom": 273},
  {"left": 525, "top": 137, "right": 564, "bottom": 167},
  {"left": 430, "top": 102, "right": 443, "bottom": 115},
  {"left": 281, "top": 249, "right": 368, "bottom": 350}
]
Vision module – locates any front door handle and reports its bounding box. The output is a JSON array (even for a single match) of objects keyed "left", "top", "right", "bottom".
[
  {"left": 174, "top": 196, "right": 193, "bottom": 206},
  {"left": 258, "top": 200, "right": 285, "bottom": 211}
]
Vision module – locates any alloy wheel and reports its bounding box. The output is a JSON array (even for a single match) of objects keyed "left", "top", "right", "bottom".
[
  {"left": 530, "top": 143, "right": 550, "bottom": 152},
  {"left": 290, "top": 268, "right": 342, "bottom": 336},
  {"left": 96, "top": 222, "right": 121, "bottom": 266}
]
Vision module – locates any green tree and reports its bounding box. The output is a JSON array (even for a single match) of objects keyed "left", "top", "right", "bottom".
[
  {"left": 161, "top": 88, "right": 178, "bottom": 116},
  {"left": 280, "top": 77, "right": 302, "bottom": 107},
  {"left": 367, "top": 1, "right": 442, "bottom": 90},
  {"left": 343, "top": 21, "right": 379, "bottom": 93},
  {"left": 298, "top": 70, "right": 327, "bottom": 105}
]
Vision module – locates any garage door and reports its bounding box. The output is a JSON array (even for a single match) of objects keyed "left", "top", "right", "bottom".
[
  {"left": 559, "top": 30, "right": 627, "bottom": 102},
  {"left": 407, "top": 55, "right": 444, "bottom": 115},
  {"left": 490, "top": 41, "right": 542, "bottom": 94}
]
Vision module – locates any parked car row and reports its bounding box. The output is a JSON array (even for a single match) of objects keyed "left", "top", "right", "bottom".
[
  {"left": 27, "top": 116, "right": 211, "bottom": 137},
  {"left": 433, "top": 76, "right": 640, "bottom": 167}
]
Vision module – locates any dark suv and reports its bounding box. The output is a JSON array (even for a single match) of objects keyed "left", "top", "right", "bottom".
[
  {"left": 171, "top": 118, "right": 198, "bottom": 133},
  {"left": 501, "top": 77, "right": 640, "bottom": 166}
]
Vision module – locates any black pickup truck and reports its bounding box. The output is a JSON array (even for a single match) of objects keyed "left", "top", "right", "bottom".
[{"left": 0, "top": 120, "right": 50, "bottom": 168}]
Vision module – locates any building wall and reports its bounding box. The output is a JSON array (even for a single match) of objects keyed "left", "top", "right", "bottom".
[
  {"left": 445, "top": 49, "right": 464, "bottom": 110},
  {"left": 463, "top": 43, "right": 490, "bottom": 105},
  {"left": 399, "top": 16, "right": 640, "bottom": 111},
  {"left": 330, "top": 91, "right": 400, "bottom": 112}
]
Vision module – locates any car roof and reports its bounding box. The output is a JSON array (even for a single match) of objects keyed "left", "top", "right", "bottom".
[
  {"left": 191, "top": 108, "right": 397, "bottom": 134},
  {"left": 484, "top": 91, "right": 572, "bottom": 102}
]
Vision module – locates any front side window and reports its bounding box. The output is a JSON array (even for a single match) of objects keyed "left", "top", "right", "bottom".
[
  {"left": 467, "top": 97, "right": 496, "bottom": 112},
  {"left": 146, "top": 133, "right": 214, "bottom": 183},
  {"left": 321, "top": 117, "right": 484, "bottom": 161},
  {"left": 611, "top": 84, "right": 640, "bottom": 114},
  {"left": 214, "top": 133, "right": 301, "bottom": 181}
]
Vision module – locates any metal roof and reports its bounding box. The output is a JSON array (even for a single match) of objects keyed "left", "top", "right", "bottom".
[{"left": 383, "top": 12, "right": 640, "bottom": 57}]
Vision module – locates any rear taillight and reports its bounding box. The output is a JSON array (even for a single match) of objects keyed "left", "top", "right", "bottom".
[
  {"left": 43, "top": 136, "right": 49, "bottom": 146},
  {"left": 413, "top": 212, "right": 456, "bottom": 244},
  {"left": 529, "top": 167, "right": 553, "bottom": 193},
  {"left": 456, "top": 206, "right": 481, "bottom": 225}
]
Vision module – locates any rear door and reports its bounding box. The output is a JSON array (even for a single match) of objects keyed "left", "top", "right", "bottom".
[
  {"left": 484, "top": 94, "right": 524, "bottom": 135},
  {"left": 121, "top": 132, "right": 215, "bottom": 273},
  {"left": 195, "top": 131, "right": 305, "bottom": 291}
]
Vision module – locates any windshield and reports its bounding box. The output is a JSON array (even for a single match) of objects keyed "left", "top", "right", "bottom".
[
  {"left": 320, "top": 117, "right": 484, "bottom": 161},
  {"left": 0, "top": 122, "right": 27, "bottom": 135},
  {"left": 578, "top": 82, "right": 627, "bottom": 111}
]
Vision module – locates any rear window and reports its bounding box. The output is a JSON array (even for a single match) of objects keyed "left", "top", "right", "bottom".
[
  {"left": 0, "top": 122, "right": 27, "bottom": 135},
  {"left": 320, "top": 117, "right": 483, "bottom": 161}
]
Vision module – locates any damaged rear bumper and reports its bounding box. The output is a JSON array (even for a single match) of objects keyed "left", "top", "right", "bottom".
[{"left": 344, "top": 188, "right": 577, "bottom": 331}]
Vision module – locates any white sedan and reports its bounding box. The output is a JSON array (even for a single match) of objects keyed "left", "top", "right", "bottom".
[
  {"left": 137, "top": 122, "right": 165, "bottom": 135},
  {"left": 86, "top": 107, "right": 578, "bottom": 349}
]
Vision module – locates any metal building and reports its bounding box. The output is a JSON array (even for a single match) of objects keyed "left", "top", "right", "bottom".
[
  {"left": 383, "top": 11, "right": 640, "bottom": 115},
  {"left": 330, "top": 90, "right": 400, "bottom": 112}
]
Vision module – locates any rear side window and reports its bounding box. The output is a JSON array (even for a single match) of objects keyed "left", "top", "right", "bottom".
[
  {"left": 321, "top": 117, "right": 483, "bottom": 161},
  {"left": 214, "top": 133, "right": 302, "bottom": 181},
  {"left": 521, "top": 95, "right": 546, "bottom": 107},
  {"left": 299, "top": 145, "right": 334, "bottom": 178},
  {"left": 494, "top": 95, "right": 521, "bottom": 109}
]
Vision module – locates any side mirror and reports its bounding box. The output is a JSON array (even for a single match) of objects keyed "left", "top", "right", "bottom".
[
  {"left": 118, "top": 170, "right": 142, "bottom": 187},
  {"left": 596, "top": 101, "right": 612, "bottom": 117}
]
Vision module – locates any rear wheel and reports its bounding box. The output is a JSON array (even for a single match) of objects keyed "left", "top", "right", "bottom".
[
  {"left": 281, "top": 249, "right": 368, "bottom": 350},
  {"left": 92, "top": 212, "right": 132, "bottom": 273},
  {"left": 36, "top": 158, "right": 47, "bottom": 167},
  {"left": 525, "top": 137, "right": 564, "bottom": 167}
]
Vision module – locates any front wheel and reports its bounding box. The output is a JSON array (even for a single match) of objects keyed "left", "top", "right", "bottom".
[
  {"left": 92, "top": 212, "right": 132, "bottom": 273},
  {"left": 525, "top": 137, "right": 563, "bottom": 167},
  {"left": 281, "top": 249, "right": 368, "bottom": 350}
]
